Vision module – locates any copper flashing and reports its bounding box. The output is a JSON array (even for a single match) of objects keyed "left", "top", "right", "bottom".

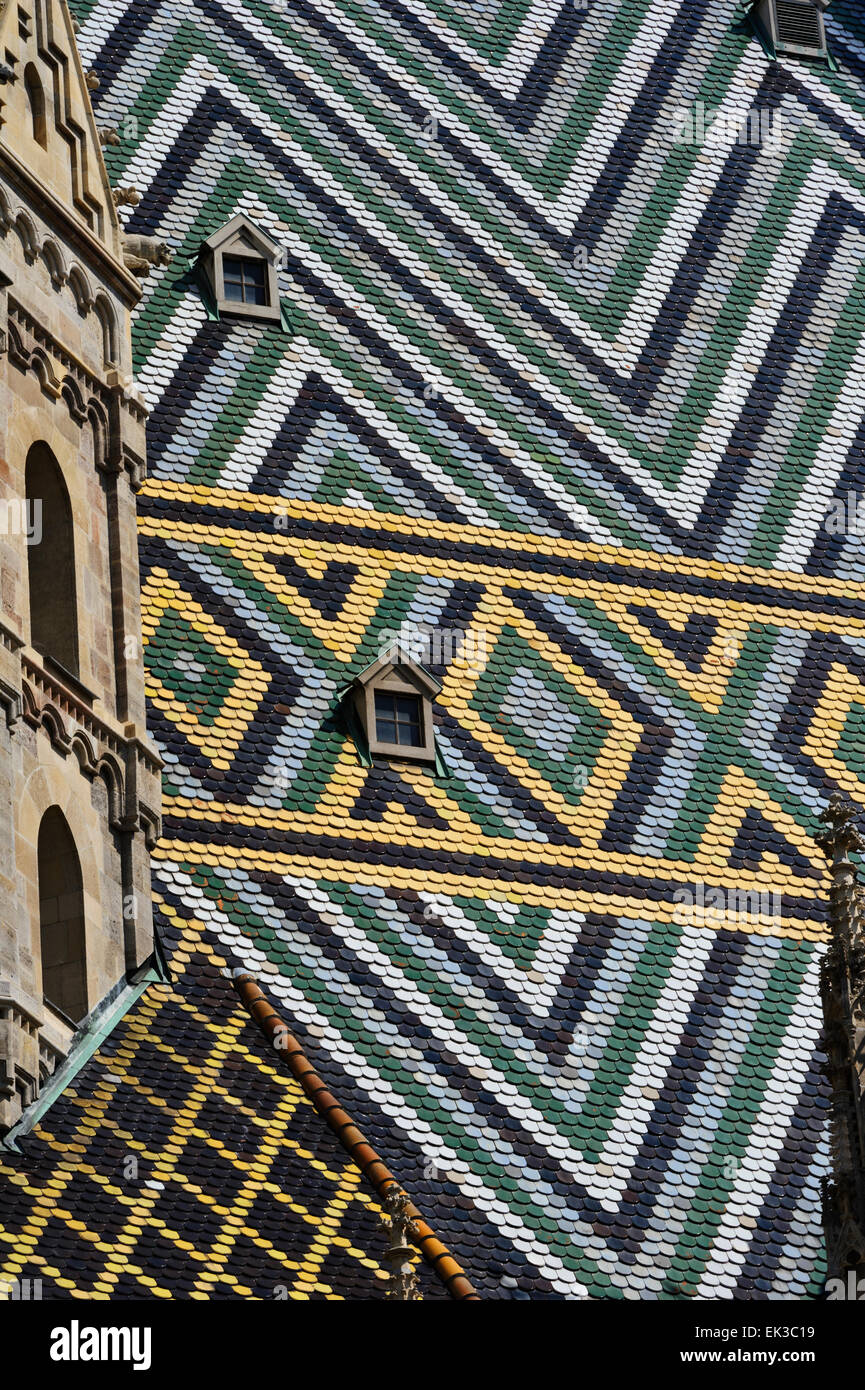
[{"left": 232, "top": 970, "right": 480, "bottom": 1301}]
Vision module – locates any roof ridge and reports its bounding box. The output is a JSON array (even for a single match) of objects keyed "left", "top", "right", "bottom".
[{"left": 232, "top": 970, "right": 480, "bottom": 1301}]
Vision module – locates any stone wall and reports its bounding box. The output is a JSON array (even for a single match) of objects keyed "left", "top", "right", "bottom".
[{"left": 0, "top": 0, "right": 161, "bottom": 1130}]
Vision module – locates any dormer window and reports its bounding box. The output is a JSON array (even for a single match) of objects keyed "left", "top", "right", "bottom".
[
  {"left": 199, "top": 214, "right": 282, "bottom": 322},
  {"left": 752, "top": 0, "right": 830, "bottom": 60},
  {"left": 374, "top": 690, "right": 424, "bottom": 748},
  {"left": 347, "top": 645, "right": 440, "bottom": 764},
  {"left": 223, "top": 256, "right": 269, "bottom": 306}
]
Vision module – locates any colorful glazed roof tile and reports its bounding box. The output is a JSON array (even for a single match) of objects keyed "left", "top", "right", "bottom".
[
  {"left": 0, "top": 901, "right": 447, "bottom": 1300},
  {"left": 16, "top": 0, "right": 865, "bottom": 1297}
]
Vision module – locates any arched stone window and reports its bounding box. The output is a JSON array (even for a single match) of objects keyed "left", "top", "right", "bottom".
[
  {"left": 25, "top": 442, "right": 79, "bottom": 678},
  {"left": 93, "top": 294, "right": 118, "bottom": 366},
  {"left": 24, "top": 64, "right": 47, "bottom": 147},
  {"left": 38, "top": 807, "right": 88, "bottom": 1023}
]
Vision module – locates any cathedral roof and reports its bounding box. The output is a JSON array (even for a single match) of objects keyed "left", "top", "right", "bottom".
[
  {"left": 4, "top": 0, "right": 865, "bottom": 1298},
  {"left": 0, "top": 904, "right": 451, "bottom": 1299}
]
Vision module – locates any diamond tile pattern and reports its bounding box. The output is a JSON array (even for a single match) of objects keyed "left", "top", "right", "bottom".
[
  {"left": 6, "top": 0, "right": 863, "bottom": 1298},
  {"left": 0, "top": 905, "right": 443, "bottom": 1300}
]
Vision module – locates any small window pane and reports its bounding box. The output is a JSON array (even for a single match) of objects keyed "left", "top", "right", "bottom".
[
  {"left": 375, "top": 691, "right": 423, "bottom": 746},
  {"left": 222, "top": 256, "right": 269, "bottom": 305}
]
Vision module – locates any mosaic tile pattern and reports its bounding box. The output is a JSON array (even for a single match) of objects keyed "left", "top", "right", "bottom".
[
  {"left": 78, "top": 0, "right": 865, "bottom": 568},
  {"left": 24, "top": 0, "right": 864, "bottom": 1297},
  {"left": 0, "top": 902, "right": 443, "bottom": 1300}
]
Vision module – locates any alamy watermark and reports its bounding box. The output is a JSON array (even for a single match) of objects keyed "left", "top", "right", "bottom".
[
  {"left": 0, "top": 1277, "right": 42, "bottom": 1300},
  {"left": 672, "top": 881, "right": 781, "bottom": 928},
  {"left": 377, "top": 623, "right": 487, "bottom": 674},
  {"left": 826, "top": 1272, "right": 865, "bottom": 1300},
  {"left": 49, "top": 1322, "right": 151, "bottom": 1370},
  {"left": 823, "top": 492, "right": 865, "bottom": 536},
  {"left": 664, "top": 101, "right": 782, "bottom": 149},
  {"left": 0, "top": 498, "right": 42, "bottom": 543}
]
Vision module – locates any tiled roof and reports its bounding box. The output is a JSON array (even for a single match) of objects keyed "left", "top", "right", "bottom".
[
  {"left": 32, "top": 0, "right": 865, "bottom": 1297},
  {"left": 0, "top": 901, "right": 445, "bottom": 1299},
  {"left": 232, "top": 967, "right": 479, "bottom": 1296}
]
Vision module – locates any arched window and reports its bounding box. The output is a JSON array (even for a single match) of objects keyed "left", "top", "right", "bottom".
[
  {"left": 93, "top": 295, "right": 117, "bottom": 366},
  {"left": 24, "top": 64, "right": 47, "bottom": 147},
  {"left": 38, "top": 808, "right": 87, "bottom": 1024},
  {"left": 26, "top": 443, "right": 79, "bottom": 678}
]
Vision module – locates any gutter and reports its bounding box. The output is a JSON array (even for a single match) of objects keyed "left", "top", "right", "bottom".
[{"left": 232, "top": 970, "right": 480, "bottom": 1301}]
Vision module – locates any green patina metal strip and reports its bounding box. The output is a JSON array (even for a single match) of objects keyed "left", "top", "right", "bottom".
[{"left": 1, "top": 961, "right": 166, "bottom": 1153}]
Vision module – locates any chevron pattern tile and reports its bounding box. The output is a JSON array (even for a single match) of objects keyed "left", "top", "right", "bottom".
[{"left": 43, "top": 0, "right": 865, "bottom": 1296}]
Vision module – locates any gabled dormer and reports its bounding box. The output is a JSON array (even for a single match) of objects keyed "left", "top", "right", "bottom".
[
  {"left": 751, "top": 0, "right": 831, "bottom": 61},
  {"left": 199, "top": 214, "right": 283, "bottom": 323},
  {"left": 349, "top": 645, "right": 441, "bottom": 765}
]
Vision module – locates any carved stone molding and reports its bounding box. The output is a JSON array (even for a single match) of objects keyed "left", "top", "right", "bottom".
[
  {"left": 0, "top": 164, "right": 138, "bottom": 309},
  {"left": 0, "top": 983, "right": 64, "bottom": 1132},
  {"left": 0, "top": 617, "right": 23, "bottom": 729},
  {"left": 9, "top": 297, "right": 102, "bottom": 397},
  {"left": 6, "top": 301, "right": 147, "bottom": 482},
  {"left": 0, "top": 677, "right": 22, "bottom": 729},
  {"left": 21, "top": 653, "right": 162, "bottom": 842}
]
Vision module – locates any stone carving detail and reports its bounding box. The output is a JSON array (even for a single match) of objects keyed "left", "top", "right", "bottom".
[
  {"left": 0, "top": 197, "right": 141, "bottom": 354},
  {"left": 121, "top": 233, "right": 172, "bottom": 278},
  {"left": 6, "top": 304, "right": 147, "bottom": 452},
  {"left": 381, "top": 1186, "right": 421, "bottom": 1301},
  {"left": 816, "top": 793, "right": 865, "bottom": 1283},
  {"left": 0, "top": 989, "right": 63, "bottom": 1132},
  {"left": 20, "top": 656, "right": 162, "bottom": 846},
  {"left": 112, "top": 186, "right": 141, "bottom": 209}
]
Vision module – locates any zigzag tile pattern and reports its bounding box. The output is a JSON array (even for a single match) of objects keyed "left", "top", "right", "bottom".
[
  {"left": 78, "top": 0, "right": 865, "bottom": 566},
  {"left": 141, "top": 522, "right": 840, "bottom": 1297},
  {"left": 48, "top": 0, "right": 865, "bottom": 1296}
]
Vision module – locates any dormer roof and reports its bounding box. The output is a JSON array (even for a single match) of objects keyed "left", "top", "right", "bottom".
[
  {"left": 352, "top": 644, "right": 443, "bottom": 696},
  {"left": 201, "top": 213, "right": 282, "bottom": 261}
]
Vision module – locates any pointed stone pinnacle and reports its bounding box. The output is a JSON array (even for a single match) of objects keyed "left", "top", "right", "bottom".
[{"left": 816, "top": 793, "right": 865, "bottom": 861}]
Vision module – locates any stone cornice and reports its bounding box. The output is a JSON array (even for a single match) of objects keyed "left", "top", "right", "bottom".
[
  {"left": 0, "top": 144, "right": 142, "bottom": 306},
  {"left": 20, "top": 647, "right": 162, "bottom": 775},
  {"left": 7, "top": 298, "right": 148, "bottom": 432},
  {"left": 0, "top": 981, "right": 46, "bottom": 1030},
  {"left": 0, "top": 615, "right": 24, "bottom": 653},
  {"left": 19, "top": 649, "right": 163, "bottom": 852}
]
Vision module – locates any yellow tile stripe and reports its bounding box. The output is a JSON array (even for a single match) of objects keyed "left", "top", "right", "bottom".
[
  {"left": 137, "top": 485, "right": 865, "bottom": 602},
  {"left": 154, "top": 841, "right": 827, "bottom": 942}
]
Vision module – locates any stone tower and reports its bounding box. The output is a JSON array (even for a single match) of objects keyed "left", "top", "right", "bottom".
[{"left": 0, "top": 0, "right": 160, "bottom": 1130}]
